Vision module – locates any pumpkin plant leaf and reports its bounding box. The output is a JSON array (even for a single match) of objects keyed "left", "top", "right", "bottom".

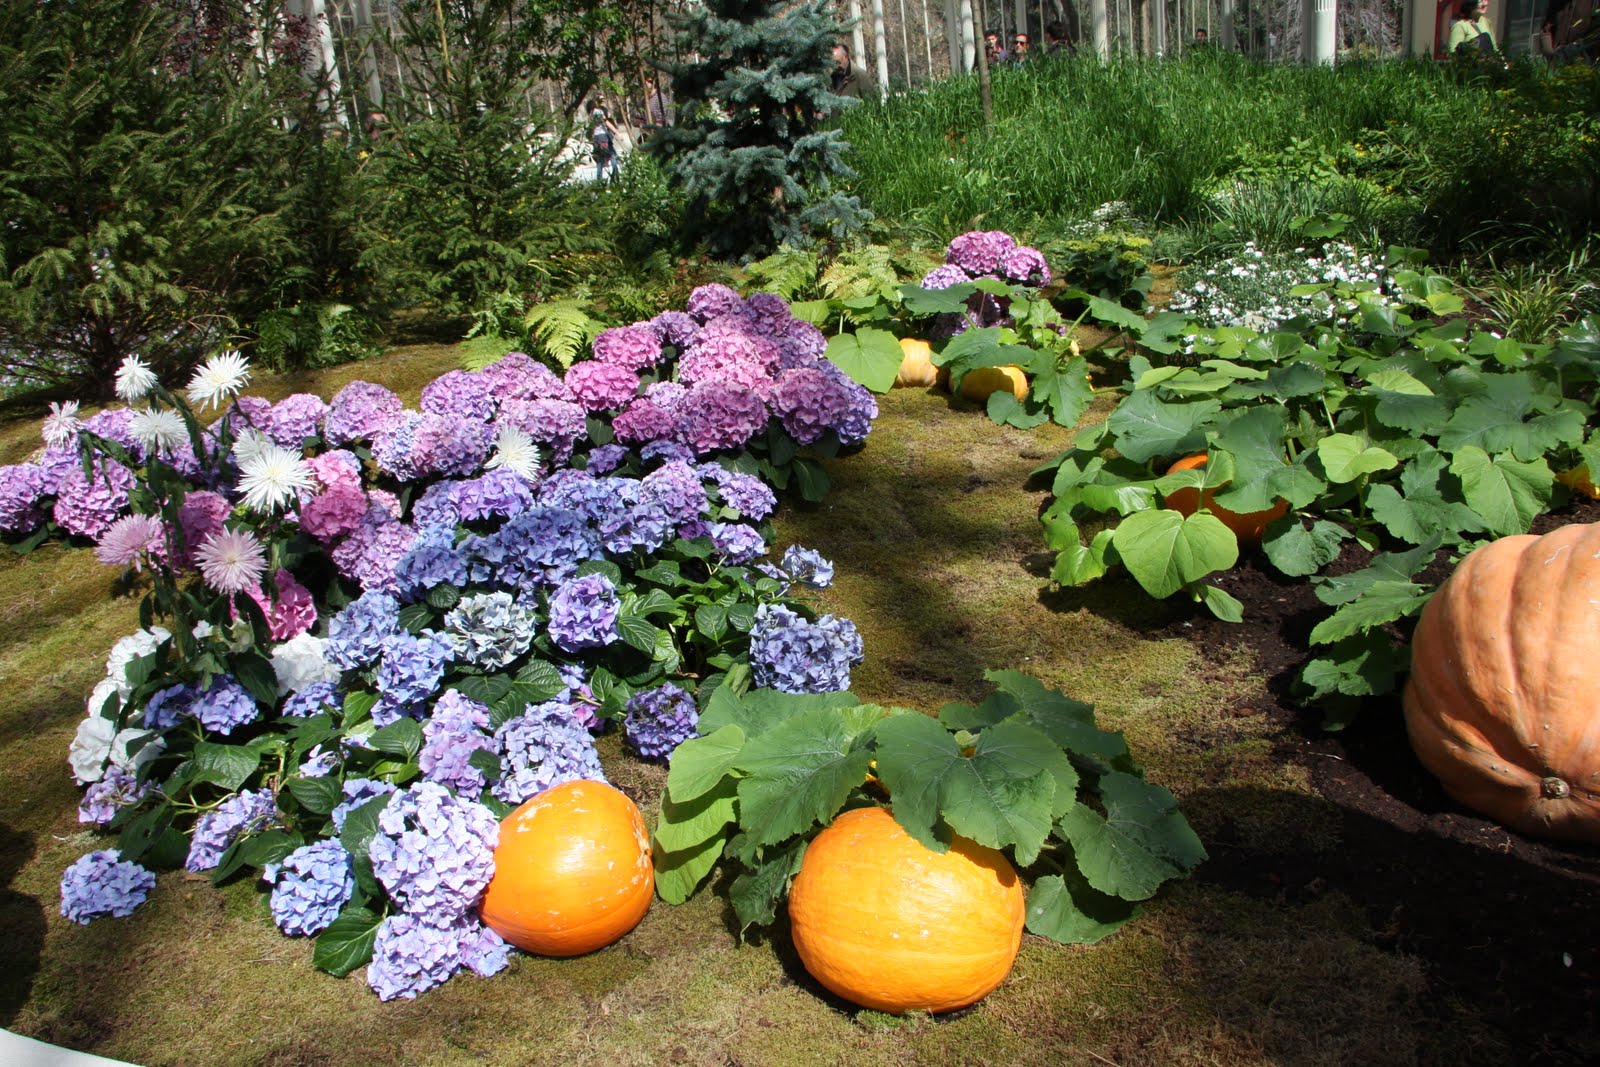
[
  {"left": 1450, "top": 446, "right": 1553, "bottom": 536},
  {"left": 1058, "top": 772, "right": 1207, "bottom": 901},
  {"left": 729, "top": 838, "right": 807, "bottom": 936},
  {"left": 655, "top": 777, "right": 739, "bottom": 856},
  {"left": 824, "top": 327, "right": 903, "bottom": 393},
  {"left": 1025, "top": 868, "right": 1142, "bottom": 944},
  {"left": 313, "top": 906, "right": 382, "bottom": 977},
  {"left": 1313, "top": 541, "right": 1438, "bottom": 606},
  {"left": 1111, "top": 510, "right": 1238, "bottom": 600},
  {"left": 653, "top": 834, "right": 729, "bottom": 906},
  {"left": 1199, "top": 584, "right": 1243, "bottom": 623},
  {"left": 1104, "top": 391, "right": 1219, "bottom": 464},
  {"left": 1307, "top": 580, "right": 1430, "bottom": 645},
  {"left": 1316, "top": 433, "right": 1399, "bottom": 483},
  {"left": 982, "top": 668, "right": 1129, "bottom": 765},
  {"left": 1365, "top": 448, "right": 1486, "bottom": 545},
  {"left": 731, "top": 707, "right": 878, "bottom": 856},
  {"left": 1262, "top": 518, "right": 1348, "bottom": 577},
  {"left": 697, "top": 686, "right": 860, "bottom": 740},
  {"left": 665, "top": 724, "right": 746, "bottom": 803},
  {"left": 1050, "top": 529, "right": 1116, "bottom": 588}
]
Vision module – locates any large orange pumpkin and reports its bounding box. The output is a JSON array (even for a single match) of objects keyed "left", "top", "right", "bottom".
[
  {"left": 959, "top": 365, "right": 1029, "bottom": 403},
  {"left": 1403, "top": 523, "right": 1600, "bottom": 843},
  {"left": 479, "top": 780, "right": 654, "bottom": 956},
  {"left": 894, "top": 338, "right": 939, "bottom": 388},
  {"left": 786, "top": 806, "right": 1025, "bottom": 1014},
  {"left": 1161, "top": 453, "right": 1288, "bottom": 544}
]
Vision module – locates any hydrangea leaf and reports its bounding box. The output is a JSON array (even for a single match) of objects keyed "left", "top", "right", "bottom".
[
  {"left": 615, "top": 610, "right": 661, "bottom": 655},
  {"left": 654, "top": 776, "right": 738, "bottom": 857},
  {"left": 1104, "top": 390, "right": 1219, "bottom": 464},
  {"left": 824, "top": 327, "right": 903, "bottom": 393},
  {"left": 1308, "top": 580, "right": 1430, "bottom": 645},
  {"left": 313, "top": 906, "right": 382, "bottom": 978},
  {"left": 1262, "top": 518, "right": 1348, "bottom": 577},
  {"left": 232, "top": 653, "right": 278, "bottom": 709},
  {"left": 729, "top": 838, "right": 806, "bottom": 936},
  {"left": 871, "top": 713, "right": 1058, "bottom": 865},
  {"left": 1316, "top": 433, "right": 1398, "bottom": 483},
  {"left": 338, "top": 794, "right": 394, "bottom": 898},
  {"left": 368, "top": 718, "right": 422, "bottom": 761},
  {"left": 791, "top": 458, "right": 831, "bottom": 503},
  {"left": 341, "top": 690, "right": 378, "bottom": 728},
  {"left": 1111, "top": 510, "right": 1238, "bottom": 600},
  {"left": 190, "top": 741, "right": 261, "bottom": 792},
  {"left": 695, "top": 603, "right": 728, "bottom": 642},
  {"left": 1450, "top": 446, "right": 1553, "bottom": 536},
  {"left": 117, "top": 803, "right": 175, "bottom": 865},
  {"left": 665, "top": 724, "right": 746, "bottom": 803},
  {"left": 1058, "top": 772, "right": 1207, "bottom": 901},
  {"left": 730, "top": 706, "right": 878, "bottom": 856},
  {"left": 1026, "top": 869, "right": 1142, "bottom": 944},
  {"left": 286, "top": 775, "right": 341, "bottom": 816}
]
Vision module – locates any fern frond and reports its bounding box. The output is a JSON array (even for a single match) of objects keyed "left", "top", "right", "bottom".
[
  {"left": 523, "top": 298, "right": 605, "bottom": 368},
  {"left": 743, "top": 245, "right": 820, "bottom": 301},
  {"left": 820, "top": 244, "right": 901, "bottom": 303}
]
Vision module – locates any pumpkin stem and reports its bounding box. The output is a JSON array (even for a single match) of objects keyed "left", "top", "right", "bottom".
[{"left": 1541, "top": 776, "right": 1571, "bottom": 799}]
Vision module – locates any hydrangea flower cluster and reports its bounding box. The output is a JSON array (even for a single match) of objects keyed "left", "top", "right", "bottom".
[
  {"left": 442, "top": 591, "right": 538, "bottom": 669},
  {"left": 77, "top": 766, "right": 153, "bottom": 826},
  {"left": 369, "top": 781, "right": 499, "bottom": 919},
  {"left": 748, "top": 604, "right": 864, "bottom": 694},
  {"left": 265, "top": 839, "right": 354, "bottom": 937},
  {"left": 921, "top": 230, "right": 1054, "bottom": 337},
  {"left": 623, "top": 684, "right": 699, "bottom": 760},
  {"left": 368, "top": 912, "right": 510, "bottom": 1001},
  {"left": 59, "top": 850, "right": 156, "bottom": 924},
  {"left": 546, "top": 573, "right": 621, "bottom": 652},
  {"left": 187, "top": 788, "right": 281, "bottom": 871},
  {"left": 493, "top": 701, "right": 607, "bottom": 804}
]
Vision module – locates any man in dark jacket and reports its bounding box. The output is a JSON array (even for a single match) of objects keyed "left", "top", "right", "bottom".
[{"left": 830, "top": 44, "right": 877, "bottom": 102}]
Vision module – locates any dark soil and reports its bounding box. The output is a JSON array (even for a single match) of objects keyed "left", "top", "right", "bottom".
[{"left": 1171, "top": 503, "right": 1600, "bottom": 1064}]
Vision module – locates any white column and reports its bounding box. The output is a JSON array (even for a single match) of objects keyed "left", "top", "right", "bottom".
[
  {"left": 1220, "top": 0, "right": 1235, "bottom": 50},
  {"left": 1302, "top": 0, "right": 1337, "bottom": 63},
  {"left": 1152, "top": 0, "right": 1167, "bottom": 54},
  {"left": 1091, "top": 0, "right": 1110, "bottom": 56},
  {"left": 870, "top": 0, "right": 891, "bottom": 98}
]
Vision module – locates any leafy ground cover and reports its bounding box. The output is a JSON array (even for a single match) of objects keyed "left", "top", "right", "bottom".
[{"left": 2, "top": 348, "right": 1596, "bottom": 1065}]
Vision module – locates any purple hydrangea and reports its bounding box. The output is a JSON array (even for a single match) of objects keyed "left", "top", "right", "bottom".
[
  {"left": 920, "top": 263, "right": 973, "bottom": 290},
  {"left": 264, "top": 393, "right": 329, "bottom": 447},
  {"left": 367, "top": 912, "right": 509, "bottom": 1001},
  {"left": 708, "top": 521, "right": 766, "bottom": 563},
  {"left": 776, "top": 318, "right": 829, "bottom": 368},
  {"left": 780, "top": 545, "right": 835, "bottom": 588},
  {"left": 421, "top": 370, "right": 496, "bottom": 421},
  {"left": 0, "top": 463, "right": 49, "bottom": 533},
  {"left": 265, "top": 839, "right": 353, "bottom": 937},
  {"left": 186, "top": 788, "right": 281, "bottom": 871},
  {"left": 998, "top": 245, "right": 1052, "bottom": 286},
  {"left": 327, "top": 590, "right": 403, "bottom": 670},
  {"left": 641, "top": 439, "right": 696, "bottom": 466},
  {"left": 700, "top": 465, "right": 776, "bottom": 520},
  {"left": 650, "top": 310, "right": 700, "bottom": 349},
  {"left": 640, "top": 460, "right": 708, "bottom": 524},
  {"left": 611, "top": 398, "right": 679, "bottom": 445},
  {"left": 592, "top": 325, "right": 664, "bottom": 371},
  {"left": 324, "top": 381, "right": 404, "bottom": 445},
  {"left": 142, "top": 682, "right": 197, "bottom": 730},
  {"left": 743, "top": 292, "right": 794, "bottom": 336},
  {"left": 686, "top": 283, "right": 744, "bottom": 323},
  {"left": 585, "top": 443, "right": 628, "bottom": 475},
  {"left": 623, "top": 684, "right": 699, "bottom": 760},
  {"left": 369, "top": 781, "right": 499, "bottom": 919},
  {"left": 421, "top": 470, "right": 538, "bottom": 528},
  {"left": 60, "top": 849, "right": 156, "bottom": 924},
  {"left": 80, "top": 408, "right": 144, "bottom": 458},
  {"left": 771, "top": 366, "right": 854, "bottom": 446},
  {"left": 676, "top": 382, "right": 769, "bottom": 454},
  {"left": 601, "top": 492, "right": 676, "bottom": 556},
  {"left": 411, "top": 413, "right": 493, "bottom": 478},
  {"left": 479, "top": 352, "right": 571, "bottom": 403},
  {"left": 419, "top": 691, "right": 497, "bottom": 795},
  {"left": 374, "top": 630, "right": 454, "bottom": 713},
  {"left": 77, "top": 765, "right": 152, "bottom": 826},
  {"left": 298, "top": 745, "right": 339, "bottom": 777},
  {"left": 565, "top": 360, "right": 641, "bottom": 413},
  {"left": 492, "top": 700, "right": 607, "bottom": 804},
  {"left": 467, "top": 507, "right": 600, "bottom": 588},
  {"left": 371, "top": 411, "right": 425, "bottom": 481},
  {"left": 946, "top": 230, "right": 1017, "bottom": 276},
  {"left": 644, "top": 380, "right": 689, "bottom": 414},
  {"left": 546, "top": 573, "right": 621, "bottom": 652},
  {"left": 331, "top": 777, "right": 399, "bottom": 831},
  {"left": 495, "top": 398, "right": 587, "bottom": 464},
  {"left": 831, "top": 369, "right": 879, "bottom": 447},
  {"left": 677, "top": 334, "right": 778, "bottom": 396},
  {"left": 191, "top": 675, "right": 260, "bottom": 735},
  {"left": 393, "top": 523, "right": 469, "bottom": 603},
  {"left": 330, "top": 507, "right": 417, "bottom": 593},
  {"left": 748, "top": 603, "right": 864, "bottom": 694},
  {"left": 442, "top": 590, "right": 538, "bottom": 669},
  {"left": 282, "top": 680, "right": 340, "bottom": 719},
  {"left": 53, "top": 459, "right": 135, "bottom": 540}
]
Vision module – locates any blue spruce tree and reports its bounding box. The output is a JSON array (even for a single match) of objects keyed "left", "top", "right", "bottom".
[{"left": 654, "top": 0, "right": 869, "bottom": 257}]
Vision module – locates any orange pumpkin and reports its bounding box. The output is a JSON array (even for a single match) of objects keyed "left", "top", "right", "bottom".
[
  {"left": 787, "top": 806, "right": 1025, "bottom": 1014},
  {"left": 959, "top": 365, "right": 1028, "bottom": 403},
  {"left": 480, "top": 780, "right": 654, "bottom": 956},
  {"left": 1161, "top": 453, "right": 1288, "bottom": 544},
  {"left": 894, "top": 338, "right": 939, "bottom": 388},
  {"left": 1403, "top": 523, "right": 1600, "bottom": 843}
]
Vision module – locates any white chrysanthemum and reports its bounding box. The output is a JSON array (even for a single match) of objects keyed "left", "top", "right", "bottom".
[
  {"left": 115, "top": 355, "right": 158, "bottom": 404},
  {"left": 195, "top": 527, "right": 268, "bottom": 594},
  {"left": 484, "top": 425, "right": 542, "bottom": 479},
  {"left": 130, "top": 407, "right": 188, "bottom": 454},
  {"left": 237, "top": 443, "right": 314, "bottom": 512},
  {"left": 272, "top": 633, "right": 340, "bottom": 695},
  {"left": 42, "top": 400, "right": 82, "bottom": 448},
  {"left": 186, "top": 349, "right": 252, "bottom": 411},
  {"left": 230, "top": 427, "right": 274, "bottom": 467}
]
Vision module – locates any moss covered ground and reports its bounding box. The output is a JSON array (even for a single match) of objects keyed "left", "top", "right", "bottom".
[{"left": 0, "top": 352, "right": 1435, "bottom": 1066}]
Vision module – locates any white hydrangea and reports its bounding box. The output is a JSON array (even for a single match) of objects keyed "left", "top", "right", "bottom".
[
  {"left": 103, "top": 627, "right": 172, "bottom": 699},
  {"left": 272, "top": 633, "right": 340, "bottom": 695},
  {"left": 69, "top": 716, "right": 166, "bottom": 785}
]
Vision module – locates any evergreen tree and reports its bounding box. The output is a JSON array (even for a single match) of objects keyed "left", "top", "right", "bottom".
[{"left": 654, "top": 0, "right": 870, "bottom": 257}]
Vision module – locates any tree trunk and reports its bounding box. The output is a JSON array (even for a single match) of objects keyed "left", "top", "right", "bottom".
[{"left": 974, "top": 0, "right": 993, "bottom": 126}]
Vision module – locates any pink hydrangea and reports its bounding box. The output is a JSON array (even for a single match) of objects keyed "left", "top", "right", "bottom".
[
  {"left": 677, "top": 333, "right": 780, "bottom": 398},
  {"left": 176, "top": 490, "right": 231, "bottom": 567},
  {"left": 412, "top": 413, "right": 493, "bottom": 478},
  {"left": 675, "top": 382, "right": 769, "bottom": 454},
  {"left": 242, "top": 568, "right": 318, "bottom": 641},
  {"left": 611, "top": 398, "right": 679, "bottom": 445},
  {"left": 644, "top": 381, "right": 689, "bottom": 414},
  {"left": 946, "top": 230, "right": 1017, "bottom": 276},
  {"left": 564, "top": 361, "right": 641, "bottom": 413},
  {"left": 771, "top": 367, "right": 854, "bottom": 446},
  {"left": 479, "top": 353, "right": 570, "bottom": 403},
  {"left": 324, "top": 381, "right": 404, "bottom": 445},
  {"left": 591, "top": 325, "right": 663, "bottom": 372},
  {"left": 998, "top": 246, "right": 1052, "bottom": 286},
  {"left": 686, "top": 283, "right": 744, "bottom": 324},
  {"left": 264, "top": 394, "right": 329, "bottom": 447},
  {"left": 306, "top": 449, "right": 363, "bottom": 493},
  {"left": 299, "top": 484, "right": 369, "bottom": 543},
  {"left": 53, "top": 459, "right": 135, "bottom": 539},
  {"left": 421, "top": 370, "right": 495, "bottom": 422},
  {"left": 920, "top": 264, "right": 973, "bottom": 290}
]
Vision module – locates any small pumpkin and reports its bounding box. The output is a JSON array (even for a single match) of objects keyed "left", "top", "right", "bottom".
[
  {"left": 959, "top": 365, "right": 1028, "bottom": 403},
  {"left": 479, "top": 780, "right": 654, "bottom": 956},
  {"left": 786, "top": 806, "right": 1025, "bottom": 1014},
  {"left": 1161, "top": 453, "right": 1288, "bottom": 544},
  {"left": 894, "top": 337, "right": 939, "bottom": 388},
  {"left": 1402, "top": 523, "right": 1600, "bottom": 843}
]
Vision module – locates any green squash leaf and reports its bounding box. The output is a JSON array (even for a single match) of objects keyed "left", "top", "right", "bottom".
[
  {"left": 665, "top": 724, "right": 746, "bottom": 803},
  {"left": 730, "top": 707, "right": 879, "bottom": 857},
  {"left": 1111, "top": 510, "right": 1239, "bottom": 600},
  {"left": 1450, "top": 446, "right": 1553, "bottom": 536},
  {"left": 1058, "top": 772, "right": 1206, "bottom": 901},
  {"left": 1026, "top": 869, "right": 1142, "bottom": 944}
]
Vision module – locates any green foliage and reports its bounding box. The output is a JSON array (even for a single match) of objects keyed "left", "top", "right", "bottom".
[
  {"left": 655, "top": 0, "right": 870, "bottom": 256},
  {"left": 1036, "top": 261, "right": 1600, "bottom": 723},
  {"left": 1041, "top": 232, "right": 1155, "bottom": 309},
  {"left": 653, "top": 669, "right": 1204, "bottom": 942},
  {"left": 252, "top": 303, "right": 382, "bottom": 372}
]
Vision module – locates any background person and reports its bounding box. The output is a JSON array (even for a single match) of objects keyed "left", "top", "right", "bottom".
[
  {"left": 830, "top": 44, "right": 876, "bottom": 103},
  {"left": 1448, "top": 0, "right": 1499, "bottom": 56}
]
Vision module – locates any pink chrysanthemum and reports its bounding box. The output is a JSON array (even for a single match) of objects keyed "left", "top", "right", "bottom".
[
  {"left": 94, "top": 515, "right": 167, "bottom": 570},
  {"left": 195, "top": 527, "right": 268, "bottom": 594}
]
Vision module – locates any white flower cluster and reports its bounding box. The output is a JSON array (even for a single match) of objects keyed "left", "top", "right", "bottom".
[
  {"left": 68, "top": 628, "right": 174, "bottom": 784},
  {"left": 1168, "top": 242, "right": 1390, "bottom": 333}
]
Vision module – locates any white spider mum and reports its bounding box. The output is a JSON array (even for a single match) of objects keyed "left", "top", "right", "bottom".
[
  {"left": 114, "top": 355, "right": 158, "bottom": 404},
  {"left": 42, "top": 400, "right": 82, "bottom": 449},
  {"left": 130, "top": 407, "right": 188, "bottom": 455},
  {"left": 236, "top": 442, "right": 314, "bottom": 512},
  {"left": 484, "top": 425, "right": 543, "bottom": 480},
  {"left": 186, "top": 350, "right": 252, "bottom": 411}
]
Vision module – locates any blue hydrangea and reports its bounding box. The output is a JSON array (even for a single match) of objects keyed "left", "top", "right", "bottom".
[
  {"left": 367, "top": 912, "right": 509, "bottom": 1002},
  {"left": 143, "top": 682, "right": 197, "bottom": 730},
  {"left": 700, "top": 465, "right": 776, "bottom": 520},
  {"left": 281, "top": 680, "right": 340, "bottom": 719},
  {"left": 748, "top": 603, "right": 864, "bottom": 694},
  {"left": 585, "top": 443, "right": 628, "bottom": 474},
  {"left": 191, "top": 675, "right": 260, "bottom": 736},
  {"left": 493, "top": 700, "right": 607, "bottom": 804},
  {"left": 327, "top": 590, "right": 403, "bottom": 671},
  {"left": 546, "top": 573, "right": 621, "bottom": 652},
  {"left": 640, "top": 439, "right": 695, "bottom": 465},
  {"left": 419, "top": 691, "right": 497, "bottom": 795},
  {"left": 265, "top": 839, "right": 354, "bottom": 937},
  {"left": 331, "top": 777, "right": 398, "bottom": 831},
  {"left": 639, "top": 460, "right": 708, "bottom": 524},
  {"left": 186, "top": 788, "right": 280, "bottom": 871},
  {"left": 374, "top": 630, "right": 454, "bottom": 711},
  {"left": 708, "top": 521, "right": 767, "bottom": 564},
  {"left": 60, "top": 849, "right": 156, "bottom": 924},
  {"left": 623, "top": 684, "right": 699, "bottom": 761},
  {"left": 780, "top": 545, "right": 835, "bottom": 589},
  {"left": 466, "top": 507, "right": 601, "bottom": 589},
  {"left": 442, "top": 590, "right": 539, "bottom": 670},
  {"left": 77, "top": 766, "right": 152, "bottom": 826},
  {"left": 393, "top": 523, "right": 469, "bottom": 603},
  {"left": 298, "top": 745, "right": 339, "bottom": 777},
  {"left": 369, "top": 781, "right": 498, "bottom": 920}
]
